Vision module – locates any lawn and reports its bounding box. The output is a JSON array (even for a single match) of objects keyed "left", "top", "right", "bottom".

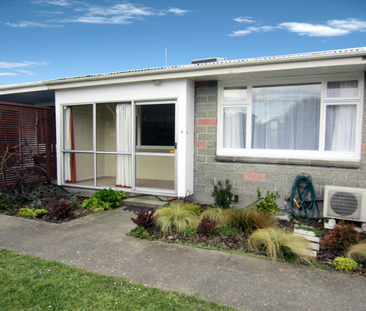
[{"left": 0, "top": 249, "right": 235, "bottom": 311}]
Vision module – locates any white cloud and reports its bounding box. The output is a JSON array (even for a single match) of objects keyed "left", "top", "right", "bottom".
[
  {"left": 167, "top": 8, "right": 189, "bottom": 15},
  {"left": 31, "top": 0, "right": 76, "bottom": 6},
  {"left": 6, "top": 21, "right": 62, "bottom": 28},
  {"left": 230, "top": 18, "right": 366, "bottom": 37},
  {"left": 234, "top": 16, "right": 255, "bottom": 23},
  {"left": 18, "top": 70, "right": 36, "bottom": 75},
  {"left": 13, "top": 1, "right": 190, "bottom": 27},
  {"left": 327, "top": 18, "right": 366, "bottom": 32},
  {"left": 0, "top": 73, "right": 18, "bottom": 76},
  {"left": 279, "top": 22, "right": 350, "bottom": 37},
  {"left": 230, "top": 27, "right": 261, "bottom": 36},
  {"left": 0, "top": 61, "right": 48, "bottom": 69}
]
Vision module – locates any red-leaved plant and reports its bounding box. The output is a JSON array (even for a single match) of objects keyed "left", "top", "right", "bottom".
[{"left": 131, "top": 207, "right": 157, "bottom": 229}]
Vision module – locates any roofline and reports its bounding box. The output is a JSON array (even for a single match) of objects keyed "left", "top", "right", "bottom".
[{"left": 1, "top": 47, "right": 365, "bottom": 92}]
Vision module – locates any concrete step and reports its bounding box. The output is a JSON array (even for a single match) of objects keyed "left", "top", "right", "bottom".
[{"left": 123, "top": 196, "right": 169, "bottom": 209}]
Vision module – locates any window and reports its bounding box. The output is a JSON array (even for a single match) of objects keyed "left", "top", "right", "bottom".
[{"left": 218, "top": 77, "right": 363, "bottom": 161}]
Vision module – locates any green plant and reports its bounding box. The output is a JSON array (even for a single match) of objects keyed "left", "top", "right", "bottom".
[
  {"left": 33, "top": 209, "right": 48, "bottom": 218},
  {"left": 212, "top": 179, "right": 233, "bottom": 209},
  {"left": 333, "top": 257, "right": 358, "bottom": 272},
  {"left": 179, "top": 202, "right": 201, "bottom": 215},
  {"left": 347, "top": 242, "right": 366, "bottom": 263},
  {"left": 127, "top": 226, "right": 150, "bottom": 239},
  {"left": 227, "top": 207, "right": 275, "bottom": 233},
  {"left": 155, "top": 205, "right": 200, "bottom": 234},
  {"left": 250, "top": 227, "right": 314, "bottom": 264},
  {"left": 0, "top": 192, "right": 9, "bottom": 209},
  {"left": 19, "top": 207, "right": 35, "bottom": 217},
  {"left": 219, "top": 223, "right": 239, "bottom": 236},
  {"left": 321, "top": 220, "right": 359, "bottom": 252},
  {"left": 185, "top": 225, "right": 197, "bottom": 236},
  {"left": 200, "top": 207, "right": 231, "bottom": 225},
  {"left": 255, "top": 189, "right": 280, "bottom": 216},
  {"left": 82, "top": 188, "right": 127, "bottom": 211}
]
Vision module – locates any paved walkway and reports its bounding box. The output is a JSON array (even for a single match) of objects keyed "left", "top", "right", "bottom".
[{"left": 1, "top": 208, "right": 366, "bottom": 311}]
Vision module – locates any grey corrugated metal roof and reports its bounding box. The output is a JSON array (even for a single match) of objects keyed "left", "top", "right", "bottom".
[
  {"left": 1, "top": 47, "right": 366, "bottom": 89},
  {"left": 47, "top": 47, "right": 366, "bottom": 82}
]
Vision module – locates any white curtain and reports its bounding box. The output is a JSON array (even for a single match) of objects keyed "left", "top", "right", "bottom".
[
  {"left": 327, "top": 81, "right": 358, "bottom": 98},
  {"left": 64, "top": 107, "right": 73, "bottom": 182},
  {"left": 325, "top": 105, "right": 356, "bottom": 152},
  {"left": 223, "top": 107, "right": 246, "bottom": 148},
  {"left": 116, "top": 103, "right": 132, "bottom": 188},
  {"left": 252, "top": 84, "right": 321, "bottom": 150}
]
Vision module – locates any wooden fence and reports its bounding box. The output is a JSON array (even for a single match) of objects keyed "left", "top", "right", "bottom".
[{"left": 0, "top": 102, "right": 57, "bottom": 188}]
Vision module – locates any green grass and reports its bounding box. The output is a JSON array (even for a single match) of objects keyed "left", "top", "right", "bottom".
[{"left": 0, "top": 249, "right": 234, "bottom": 311}]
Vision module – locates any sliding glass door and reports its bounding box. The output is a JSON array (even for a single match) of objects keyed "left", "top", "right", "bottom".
[
  {"left": 62, "top": 101, "right": 176, "bottom": 193},
  {"left": 135, "top": 102, "right": 176, "bottom": 191}
]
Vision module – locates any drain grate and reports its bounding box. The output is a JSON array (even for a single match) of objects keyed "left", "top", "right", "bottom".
[{"left": 123, "top": 205, "right": 153, "bottom": 213}]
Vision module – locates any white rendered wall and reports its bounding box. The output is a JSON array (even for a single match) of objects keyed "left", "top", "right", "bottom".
[{"left": 55, "top": 78, "right": 195, "bottom": 197}]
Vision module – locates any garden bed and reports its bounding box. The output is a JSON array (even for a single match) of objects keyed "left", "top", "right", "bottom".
[
  {"left": 128, "top": 203, "right": 366, "bottom": 276},
  {"left": 0, "top": 196, "right": 91, "bottom": 223}
]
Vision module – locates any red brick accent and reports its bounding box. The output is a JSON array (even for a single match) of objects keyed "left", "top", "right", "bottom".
[
  {"left": 196, "top": 81, "right": 208, "bottom": 88},
  {"left": 244, "top": 173, "right": 265, "bottom": 181},
  {"left": 362, "top": 144, "right": 366, "bottom": 153},
  {"left": 198, "top": 118, "right": 217, "bottom": 126},
  {"left": 195, "top": 140, "right": 207, "bottom": 148}
]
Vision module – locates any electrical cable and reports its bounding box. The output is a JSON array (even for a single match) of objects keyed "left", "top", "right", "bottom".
[{"left": 285, "top": 173, "right": 319, "bottom": 221}]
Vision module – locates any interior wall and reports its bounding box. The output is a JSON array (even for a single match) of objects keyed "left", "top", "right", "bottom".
[{"left": 136, "top": 155, "right": 174, "bottom": 181}]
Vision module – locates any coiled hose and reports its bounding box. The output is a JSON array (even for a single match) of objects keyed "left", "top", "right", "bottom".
[{"left": 286, "top": 173, "right": 319, "bottom": 221}]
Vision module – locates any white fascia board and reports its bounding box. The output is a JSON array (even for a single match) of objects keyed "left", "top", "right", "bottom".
[{"left": 0, "top": 84, "right": 48, "bottom": 95}]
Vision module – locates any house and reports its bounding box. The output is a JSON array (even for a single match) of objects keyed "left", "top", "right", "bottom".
[{"left": 0, "top": 47, "right": 365, "bottom": 210}]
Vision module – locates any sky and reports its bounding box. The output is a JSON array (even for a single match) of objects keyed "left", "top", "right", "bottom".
[{"left": 0, "top": 0, "right": 365, "bottom": 86}]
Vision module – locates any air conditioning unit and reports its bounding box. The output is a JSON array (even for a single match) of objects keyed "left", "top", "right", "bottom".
[{"left": 323, "top": 186, "right": 366, "bottom": 222}]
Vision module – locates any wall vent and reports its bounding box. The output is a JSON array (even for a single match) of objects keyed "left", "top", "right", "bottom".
[{"left": 191, "top": 57, "right": 227, "bottom": 64}]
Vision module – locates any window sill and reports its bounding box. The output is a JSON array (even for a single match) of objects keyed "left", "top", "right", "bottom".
[{"left": 215, "top": 156, "right": 360, "bottom": 169}]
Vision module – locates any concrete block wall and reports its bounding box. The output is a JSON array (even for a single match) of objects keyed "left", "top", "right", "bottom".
[{"left": 193, "top": 79, "right": 366, "bottom": 211}]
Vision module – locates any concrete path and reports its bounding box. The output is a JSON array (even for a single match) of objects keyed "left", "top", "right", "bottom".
[{"left": 1, "top": 209, "right": 366, "bottom": 311}]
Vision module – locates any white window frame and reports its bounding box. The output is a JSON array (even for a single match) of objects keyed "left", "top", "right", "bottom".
[{"left": 217, "top": 74, "right": 364, "bottom": 161}]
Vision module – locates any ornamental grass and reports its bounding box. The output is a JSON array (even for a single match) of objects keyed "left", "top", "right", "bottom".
[
  {"left": 347, "top": 242, "right": 366, "bottom": 263},
  {"left": 200, "top": 207, "right": 232, "bottom": 225},
  {"left": 226, "top": 207, "right": 275, "bottom": 233},
  {"left": 155, "top": 204, "right": 200, "bottom": 234},
  {"left": 249, "top": 227, "right": 314, "bottom": 264}
]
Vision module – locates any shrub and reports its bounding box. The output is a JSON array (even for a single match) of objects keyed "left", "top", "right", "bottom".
[
  {"left": 197, "top": 219, "right": 219, "bottom": 235},
  {"left": 333, "top": 257, "right": 358, "bottom": 272},
  {"left": 321, "top": 220, "right": 359, "bottom": 252},
  {"left": 219, "top": 223, "right": 239, "bottom": 236},
  {"left": 347, "top": 242, "right": 366, "bottom": 263},
  {"left": 227, "top": 207, "right": 275, "bottom": 233},
  {"left": 127, "top": 226, "right": 150, "bottom": 239},
  {"left": 155, "top": 205, "right": 200, "bottom": 234},
  {"left": 131, "top": 207, "right": 157, "bottom": 229},
  {"left": 255, "top": 189, "right": 280, "bottom": 216},
  {"left": 19, "top": 207, "right": 35, "bottom": 217},
  {"left": 200, "top": 207, "right": 231, "bottom": 225},
  {"left": 33, "top": 209, "right": 48, "bottom": 218},
  {"left": 250, "top": 227, "right": 314, "bottom": 264},
  {"left": 47, "top": 200, "right": 76, "bottom": 221},
  {"left": 83, "top": 188, "right": 127, "bottom": 211},
  {"left": 212, "top": 179, "right": 233, "bottom": 209},
  {"left": 0, "top": 192, "right": 9, "bottom": 209}
]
